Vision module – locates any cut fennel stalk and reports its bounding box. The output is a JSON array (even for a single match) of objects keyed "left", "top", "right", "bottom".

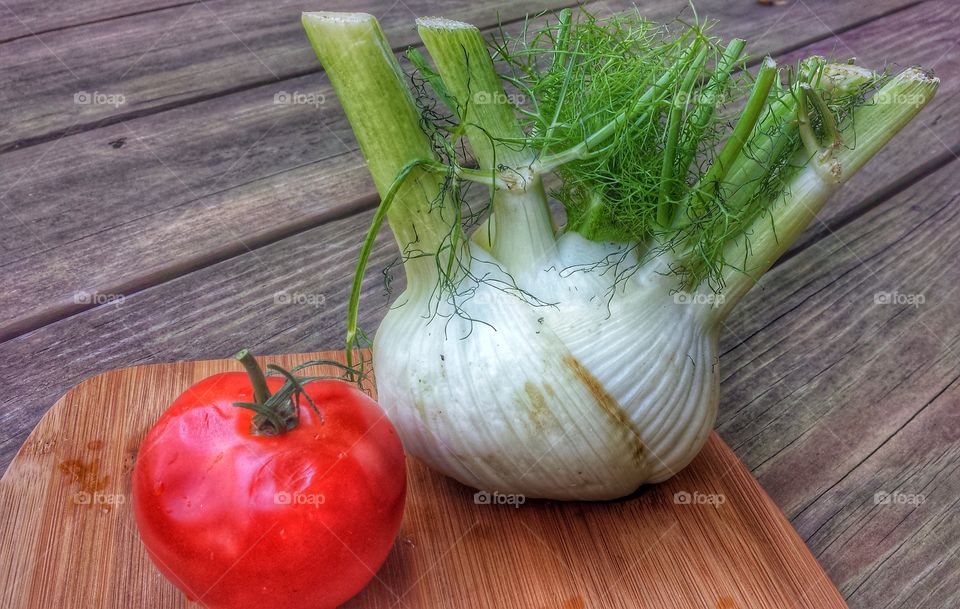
[{"left": 301, "top": 9, "right": 938, "bottom": 500}]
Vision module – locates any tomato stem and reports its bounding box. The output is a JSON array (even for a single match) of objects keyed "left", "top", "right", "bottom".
[
  {"left": 235, "top": 349, "right": 272, "bottom": 406},
  {"left": 233, "top": 351, "right": 323, "bottom": 436},
  {"left": 232, "top": 352, "right": 361, "bottom": 436}
]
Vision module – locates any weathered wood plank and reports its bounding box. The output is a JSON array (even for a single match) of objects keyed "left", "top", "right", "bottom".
[
  {"left": 0, "top": 0, "right": 570, "bottom": 153},
  {"left": 0, "top": 0, "right": 943, "bottom": 342},
  {"left": 1, "top": 0, "right": 955, "bottom": 605},
  {"left": 718, "top": 160, "right": 960, "bottom": 495},
  {"left": 1, "top": 137, "right": 958, "bottom": 608},
  {"left": 1, "top": 153, "right": 377, "bottom": 340},
  {"left": 803, "top": 383, "right": 960, "bottom": 608},
  {"left": 715, "top": 159, "right": 960, "bottom": 606},
  {"left": 0, "top": 0, "right": 198, "bottom": 44},
  {"left": 0, "top": 0, "right": 923, "bottom": 153},
  {"left": 773, "top": 0, "right": 957, "bottom": 254},
  {"left": 0, "top": 204, "right": 401, "bottom": 472}
]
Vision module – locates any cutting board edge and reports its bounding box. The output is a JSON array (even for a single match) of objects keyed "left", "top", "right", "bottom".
[{"left": 0, "top": 351, "right": 849, "bottom": 609}]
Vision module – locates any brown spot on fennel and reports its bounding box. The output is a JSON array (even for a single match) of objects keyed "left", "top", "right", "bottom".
[
  {"left": 523, "top": 382, "right": 559, "bottom": 432},
  {"left": 562, "top": 355, "right": 645, "bottom": 463},
  {"left": 412, "top": 399, "right": 428, "bottom": 423},
  {"left": 476, "top": 452, "right": 516, "bottom": 479}
]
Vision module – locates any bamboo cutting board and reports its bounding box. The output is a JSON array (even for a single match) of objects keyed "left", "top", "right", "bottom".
[{"left": 0, "top": 352, "right": 847, "bottom": 609}]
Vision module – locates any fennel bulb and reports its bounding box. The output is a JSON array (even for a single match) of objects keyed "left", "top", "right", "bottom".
[{"left": 301, "top": 10, "right": 938, "bottom": 500}]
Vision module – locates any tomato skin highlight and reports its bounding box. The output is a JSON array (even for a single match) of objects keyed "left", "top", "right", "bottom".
[{"left": 133, "top": 373, "right": 406, "bottom": 609}]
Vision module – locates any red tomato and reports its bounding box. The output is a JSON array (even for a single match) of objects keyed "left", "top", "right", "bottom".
[{"left": 132, "top": 359, "right": 406, "bottom": 609}]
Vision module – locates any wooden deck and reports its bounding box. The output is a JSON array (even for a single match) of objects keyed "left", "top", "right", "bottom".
[{"left": 1, "top": 0, "right": 957, "bottom": 606}]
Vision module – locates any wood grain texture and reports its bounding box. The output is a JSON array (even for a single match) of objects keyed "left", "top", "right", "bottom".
[
  {"left": 1, "top": 0, "right": 957, "bottom": 607},
  {"left": 0, "top": 0, "right": 942, "bottom": 342},
  {"left": 0, "top": 0, "right": 200, "bottom": 43},
  {"left": 772, "top": 0, "right": 958, "bottom": 254},
  {"left": 2, "top": 145, "right": 959, "bottom": 608},
  {"left": 0, "top": 0, "right": 579, "bottom": 340},
  {"left": 0, "top": 0, "right": 570, "bottom": 153},
  {"left": 0, "top": 208, "right": 401, "bottom": 470},
  {"left": 0, "top": 351, "right": 847, "bottom": 609},
  {"left": 715, "top": 158, "right": 960, "bottom": 608}
]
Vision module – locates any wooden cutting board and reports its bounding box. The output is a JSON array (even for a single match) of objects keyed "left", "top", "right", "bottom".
[{"left": 0, "top": 352, "right": 847, "bottom": 609}]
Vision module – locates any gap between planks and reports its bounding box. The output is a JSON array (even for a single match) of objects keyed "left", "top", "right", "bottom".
[
  {"left": 0, "top": 0, "right": 205, "bottom": 45},
  {"left": 0, "top": 0, "right": 929, "bottom": 154},
  {"left": 0, "top": 0, "right": 943, "bottom": 344},
  {"left": 719, "top": 143, "right": 960, "bottom": 359},
  {"left": 0, "top": 0, "right": 583, "bottom": 154}
]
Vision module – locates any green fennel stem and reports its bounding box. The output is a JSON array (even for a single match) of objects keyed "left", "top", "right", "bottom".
[
  {"left": 534, "top": 34, "right": 702, "bottom": 174},
  {"left": 709, "top": 57, "right": 875, "bottom": 219},
  {"left": 541, "top": 8, "right": 576, "bottom": 148},
  {"left": 301, "top": 12, "right": 455, "bottom": 263},
  {"left": 709, "top": 67, "right": 940, "bottom": 322},
  {"left": 343, "top": 160, "right": 434, "bottom": 366},
  {"left": 303, "top": 12, "right": 474, "bottom": 367},
  {"left": 803, "top": 84, "right": 842, "bottom": 148},
  {"left": 298, "top": 9, "right": 939, "bottom": 353},
  {"left": 658, "top": 44, "right": 709, "bottom": 227},
  {"left": 676, "top": 38, "right": 746, "bottom": 177},
  {"left": 706, "top": 57, "right": 779, "bottom": 184},
  {"left": 675, "top": 57, "right": 778, "bottom": 228},
  {"left": 417, "top": 18, "right": 531, "bottom": 170},
  {"left": 417, "top": 18, "right": 557, "bottom": 268}
]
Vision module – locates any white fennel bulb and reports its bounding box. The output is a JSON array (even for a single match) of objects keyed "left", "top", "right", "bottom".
[
  {"left": 302, "top": 10, "right": 938, "bottom": 499},
  {"left": 374, "top": 234, "right": 719, "bottom": 499}
]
